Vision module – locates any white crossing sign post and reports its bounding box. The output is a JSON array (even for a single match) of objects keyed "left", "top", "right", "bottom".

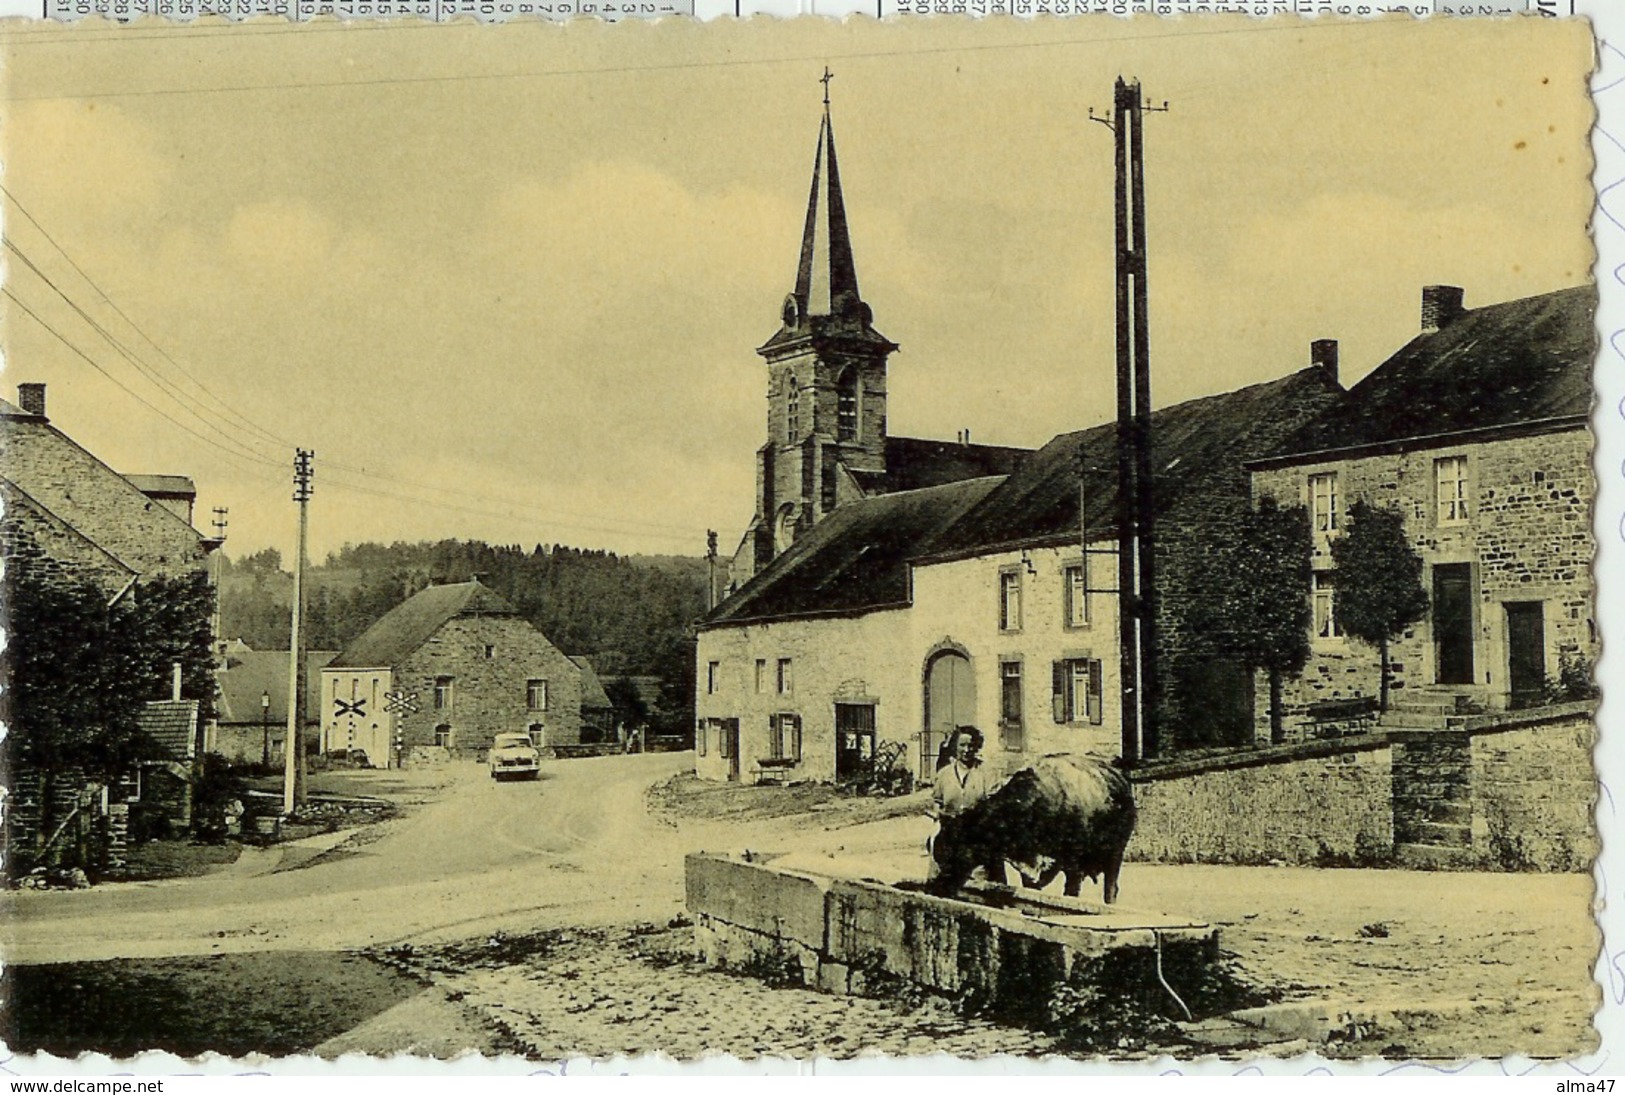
[{"left": 384, "top": 690, "right": 419, "bottom": 769}]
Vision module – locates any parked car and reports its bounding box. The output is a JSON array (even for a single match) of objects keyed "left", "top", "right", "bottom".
[{"left": 489, "top": 732, "right": 542, "bottom": 780}]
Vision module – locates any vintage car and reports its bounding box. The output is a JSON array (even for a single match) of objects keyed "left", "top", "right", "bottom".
[{"left": 488, "top": 732, "right": 542, "bottom": 780}]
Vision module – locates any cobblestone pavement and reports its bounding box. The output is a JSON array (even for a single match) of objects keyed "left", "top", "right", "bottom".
[{"left": 389, "top": 926, "right": 1067, "bottom": 1061}]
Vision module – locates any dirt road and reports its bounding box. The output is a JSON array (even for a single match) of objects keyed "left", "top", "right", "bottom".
[{"left": 2, "top": 753, "right": 712, "bottom": 963}]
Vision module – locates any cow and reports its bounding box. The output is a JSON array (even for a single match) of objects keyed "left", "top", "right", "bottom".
[{"left": 928, "top": 753, "right": 1136, "bottom": 904}]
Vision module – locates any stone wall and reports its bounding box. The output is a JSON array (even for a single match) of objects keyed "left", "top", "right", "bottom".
[
  {"left": 1470, "top": 706, "right": 1597, "bottom": 871},
  {"left": 1251, "top": 425, "right": 1594, "bottom": 737},
  {"left": 1130, "top": 740, "right": 1394, "bottom": 866},
  {"left": 396, "top": 615, "right": 584, "bottom": 756}
]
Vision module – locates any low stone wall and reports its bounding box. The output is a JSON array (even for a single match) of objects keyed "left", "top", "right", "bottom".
[
  {"left": 1130, "top": 703, "right": 1596, "bottom": 872},
  {"left": 1469, "top": 706, "right": 1597, "bottom": 872},
  {"left": 1130, "top": 739, "right": 1393, "bottom": 866}
]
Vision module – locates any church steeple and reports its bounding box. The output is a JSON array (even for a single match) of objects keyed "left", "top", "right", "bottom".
[{"left": 767, "top": 71, "right": 892, "bottom": 348}]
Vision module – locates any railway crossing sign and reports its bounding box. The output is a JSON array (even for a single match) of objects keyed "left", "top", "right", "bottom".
[{"left": 384, "top": 690, "right": 420, "bottom": 716}]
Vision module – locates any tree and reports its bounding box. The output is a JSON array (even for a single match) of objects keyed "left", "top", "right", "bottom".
[
  {"left": 1199, "top": 498, "right": 1313, "bottom": 744},
  {"left": 1331, "top": 499, "right": 1430, "bottom": 713}
]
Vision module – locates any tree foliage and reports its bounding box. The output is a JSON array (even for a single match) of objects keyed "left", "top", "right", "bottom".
[
  {"left": 3, "top": 565, "right": 217, "bottom": 779},
  {"left": 1193, "top": 497, "right": 1312, "bottom": 742},
  {"left": 1331, "top": 499, "right": 1430, "bottom": 710}
]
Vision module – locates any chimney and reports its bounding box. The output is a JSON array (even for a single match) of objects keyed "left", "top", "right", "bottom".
[
  {"left": 1310, "top": 339, "right": 1339, "bottom": 384},
  {"left": 17, "top": 383, "right": 46, "bottom": 419},
  {"left": 1421, "top": 285, "right": 1466, "bottom": 333},
  {"left": 171, "top": 661, "right": 184, "bottom": 701}
]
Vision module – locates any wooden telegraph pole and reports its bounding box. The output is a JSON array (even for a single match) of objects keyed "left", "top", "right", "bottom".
[
  {"left": 283, "top": 448, "right": 314, "bottom": 816},
  {"left": 1092, "top": 78, "right": 1167, "bottom": 766}
]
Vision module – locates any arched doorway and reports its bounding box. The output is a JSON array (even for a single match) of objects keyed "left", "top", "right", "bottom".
[{"left": 921, "top": 647, "right": 975, "bottom": 781}]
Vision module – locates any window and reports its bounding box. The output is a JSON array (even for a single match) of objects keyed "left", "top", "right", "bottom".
[
  {"left": 696, "top": 719, "right": 707, "bottom": 757},
  {"left": 719, "top": 719, "right": 734, "bottom": 760},
  {"left": 433, "top": 676, "right": 453, "bottom": 711},
  {"left": 1052, "top": 658, "right": 1104, "bottom": 725},
  {"left": 999, "top": 569, "right": 1023, "bottom": 632},
  {"left": 434, "top": 724, "right": 452, "bottom": 748},
  {"left": 776, "top": 657, "right": 793, "bottom": 695},
  {"left": 526, "top": 679, "right": 549, "bottom": 711},
  {"left": 1436, "top": 455, "right": 1470, "bottom": 525},
  {"left": 1309, "top": 472, "right": 1339, "bottom": 534},
  {"left": 483, "top": 644, "right": 495, "bottom": 660},
  {"left": 528, "top": 723, "right": 544, "bottom": 746},
  {"left": 754, "top": 659, "right": 767, "bottom": 694},
  {"left": 1313, "top": 571, "right": 1340, "bottom": 640},
  {"left": 837, "top": 371, "right": 859, "bottom": 441},
  {"left": 769, "top": 713, "right": 803, "bottom": 763},
  {"left": 999, "top": 660, "right": 1024, "bottom": 751},
  {"left": 707, "top": 661, "right": 720, "bottom": 695},
  {"left": 786, "top": 382, "right": 800, "bottom": 442},
  {"left": 1063, "top": 562, "right": 1089, "bottom": 628}
]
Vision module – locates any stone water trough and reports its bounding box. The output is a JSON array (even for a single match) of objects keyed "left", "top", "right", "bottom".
[{"left": 686, "top": 850, "right": 1219, "bottom": 1012}]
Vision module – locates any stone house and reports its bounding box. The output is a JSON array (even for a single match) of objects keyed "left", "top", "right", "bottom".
[
  {"left": 213, "top": 645, "right": 337, "bottom": 765},
  {"left": 321, "top": 580, "right": 590, "bottom": 765},
  {"left": 1247, "top": 284, "right": 1596, "bottom": 738},
  {"left": 0, "top": 384, "right": 215, "bottom": 589}
]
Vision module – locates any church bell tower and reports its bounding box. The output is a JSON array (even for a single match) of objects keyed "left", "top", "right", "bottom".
[{"left": 747, "top": 72, "right": 898, "bottom": 576}]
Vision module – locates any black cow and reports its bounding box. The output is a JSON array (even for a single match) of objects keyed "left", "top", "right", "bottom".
[{"left": 929, "top": 754, "right": 1136, "bottom": 903}]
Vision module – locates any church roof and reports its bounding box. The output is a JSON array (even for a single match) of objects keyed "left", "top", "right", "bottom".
[
  {"left": 848, "top": 436, "right": 1032, "bottom": 495},
  {"left": 923, "top": 367, "right": 1346, "bottom": 561},
  {"left": 330, "top": 580, "right": 519, "bottom": 668},
  {"left": 759, "top": 101, "right": 894, "bottom": 353},
  {"left": 1256, "top": 284, "right": 1595, "bottom": 466},
  {"left": 706, "top": 476, "right": 1005, "bottom": 626}
]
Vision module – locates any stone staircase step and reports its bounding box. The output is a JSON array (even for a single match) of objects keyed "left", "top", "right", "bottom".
[
  {"left": 1394, "top": 842, "right": 1477, "bottom": 870},
  {"left": 1410, "top": 821, "right": 1472, "bottom": 847}
]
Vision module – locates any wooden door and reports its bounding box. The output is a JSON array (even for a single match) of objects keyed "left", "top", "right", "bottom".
[
  {"left": 1433, "top": 563, "right": 1475, "bottom": 685},
  {"left": 1505, "top": 602, "right": 1546, "bottom": 710},
  {"left": 922, "top": 652, "right": 974, "bottom": 779}
]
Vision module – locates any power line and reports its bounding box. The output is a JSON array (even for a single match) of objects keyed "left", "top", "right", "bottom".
[
  {"left": 3, "top": 236, "right": 290, "bottom": 466},
  {"left": 0, "top": 18, "right": 1413, "bottom": 104},
  {"left": 3, "top": 285, "right": 290, "bottom": 473},
  {"left": 1, "top": 182, "right": 296, "bottom": 451}
]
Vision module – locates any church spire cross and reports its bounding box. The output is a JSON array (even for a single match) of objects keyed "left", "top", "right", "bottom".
[{"left": 820, "top": 66, "right": 834, "bottom": 108}]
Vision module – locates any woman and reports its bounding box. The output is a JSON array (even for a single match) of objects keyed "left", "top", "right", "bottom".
[{"left": 926, "top": 725, "right": 999, "bottom": 883}]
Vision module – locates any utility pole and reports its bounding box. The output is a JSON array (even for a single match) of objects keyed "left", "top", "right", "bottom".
[
  {"left": 284, "top": 449, "right": 314, "bottom": 816},
  {"left": 210, "top": 507, "right": 228, "bottom": 666},
  {"left": 1091, "top": 78, "right": 1167, "bottom": 766},
  {"left": 706, "top": 530, "right": 719, "bottom": 612}
]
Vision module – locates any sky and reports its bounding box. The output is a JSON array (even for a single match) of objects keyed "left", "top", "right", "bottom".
[{"left": 0, "top": 15, "right": 1595, "bottom": 562}]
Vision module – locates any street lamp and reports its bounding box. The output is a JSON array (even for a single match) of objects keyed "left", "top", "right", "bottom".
[{"left": 261, "top": 690, "right": 271, "bottom": 769}]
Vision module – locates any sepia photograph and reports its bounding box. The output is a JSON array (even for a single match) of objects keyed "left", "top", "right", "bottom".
[{"left": 0, "top": 12, "right": 1604, "bottom": 1066}]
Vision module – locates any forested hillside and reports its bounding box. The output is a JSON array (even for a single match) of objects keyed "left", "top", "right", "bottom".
[{"left": 219, "top": 540, "right": 709, "bottom": 688}]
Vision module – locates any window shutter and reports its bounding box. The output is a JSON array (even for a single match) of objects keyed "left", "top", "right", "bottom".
[
  {"left": 791, "top": 716, "right": 803, "bottom": 763},
  {"left": 1052, "top": 661, "right": 1067, "bottom": 723},
  {"left": 697, "top": 719, "right": 707, "bottom": 757},
  {"left": 1089, "top": 660, "right": 1104, "bottom": 725}
]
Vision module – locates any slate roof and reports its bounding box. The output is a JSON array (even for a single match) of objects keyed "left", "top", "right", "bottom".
[
  {"left": 570, "top": 656, "right": 615, "bottom": 710},
  {"left": 218, "top": 650, "right": 338, "bottom": 725},
  {"left": 925, "top": 367, "right": 1345, "bottom": 560},
  {"left": 1259, "top": 285, "right": 1595, "bottom": 465},
  {"left": 845, "top": 436, "right": 1032, "bottom": 496},
  {"left": 138, "top": 700, "right": 200, "bottom": 764},
  {"left": 707, "top": 476, "right": 1005, "bottom": 626},
  {"left": 330, "top": 581, "right": 518, "bottom": 668}
]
